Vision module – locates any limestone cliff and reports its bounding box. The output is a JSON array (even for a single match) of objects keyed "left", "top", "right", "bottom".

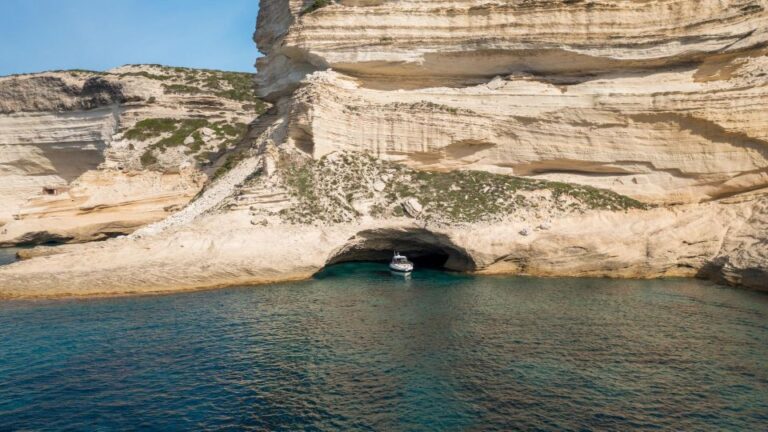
[
  {"left": 0, "top": 0, "right": 766, "bottom": 297},
  {"left": 256, "top": 0, "right": 768, "bottom": 205},
  {"left": 0, "top": 65, "right": 266, "bottom": 245}
]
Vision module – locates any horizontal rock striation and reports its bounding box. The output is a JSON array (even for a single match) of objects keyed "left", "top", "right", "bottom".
[
  {"left": 284, "top": 70, "right": 768, "bottom": 204},
  {"left": 257, "top": 0, "right": 768, "bottom": 205},
  {"left": 0, "top": 198, "right": 760, "bottom": 298},
  {"left": 0, "top": 66, "right": 263, "bottom": 244},
  {"left": 257, "top": 0, "right": 768, "bottom": 96},
  {"left": 249, "top": 0, "right": 767, "bottom": 290},
  {"left": 0, "top": 107, "right": 117, "bottom": 222},
  {"left": 1, "top": 0, "right": 766, "bottom": 296}
]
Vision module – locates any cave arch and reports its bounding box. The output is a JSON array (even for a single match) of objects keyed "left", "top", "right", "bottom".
[{"left": 326, "top": 227, "right": 476, "bottom": 271}]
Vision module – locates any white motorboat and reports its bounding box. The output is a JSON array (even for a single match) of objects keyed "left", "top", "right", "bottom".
[{"left": 389, "top": 252, "right": 414, "bottom": 273}]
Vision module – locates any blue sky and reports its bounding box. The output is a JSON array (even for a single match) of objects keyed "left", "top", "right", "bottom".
[{"left": 0, "top": 0, "right": 260, "bottom": 76}]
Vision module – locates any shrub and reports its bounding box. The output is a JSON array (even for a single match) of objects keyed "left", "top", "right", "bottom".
[
  {"left": 119, "top": 71, "right": 171, "bottom": 81},
  {"left": 213, "top": 150, "right": 248, "bottom": 180},
  {"left": 155, "top": 119, "right": 208, "bottom": 149},
  {"left": 123, "top": 118, "right": 179, "bottom": 141},
  {"left": 277, "top": 151, "right": 648, "bottom": 225},
  {"left": 140, "top": 149, "right": 158, "bottom": 167}
]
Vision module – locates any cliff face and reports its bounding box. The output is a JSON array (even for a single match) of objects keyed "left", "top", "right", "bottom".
[
  {"left": 257, "top": 0, "right": 768, "bottom": 205},
  {"left": 0, "top": 0, "right": 766, "bottom": 297},
  {"left": 250, "top": 0, "right": 767, "bottom": 289},
  {"left": 0, "top": 65, "right": 265, "bottom": 245},
  {"left": 257, "top": 0, "right": 768, "bottom": 94}
]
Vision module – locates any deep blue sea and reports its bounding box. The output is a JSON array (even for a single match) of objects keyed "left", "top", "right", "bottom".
[{"left": 1, "top": 262, "right": 767, "bottom": 431}]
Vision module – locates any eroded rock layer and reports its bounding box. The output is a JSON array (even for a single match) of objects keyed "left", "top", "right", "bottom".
[
  {"left": 0, "top": 65, "right": 265, "bottom": 245},
  {"left": 257, "top": 0, "right": 768, "bottom": 94},
  {"left": 258, "top": 0, "right": 768, "bottom": 205},
  {"left": 0, "top": 0, "right": 766, "bottom": 296},
  {"left": 254, "top": 0, "right": 768, "bottom": 290}
]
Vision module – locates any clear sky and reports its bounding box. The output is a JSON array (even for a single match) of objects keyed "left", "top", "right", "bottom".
[{"left": 0, "top": 0, "right": 260, "bottom": 76}]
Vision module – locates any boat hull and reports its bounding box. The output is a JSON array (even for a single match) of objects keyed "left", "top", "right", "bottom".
[{"left": 389, "top": 263, "right": 413, "bottom": 273}]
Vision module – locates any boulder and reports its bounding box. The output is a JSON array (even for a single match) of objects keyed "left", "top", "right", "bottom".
[{"left": 402, "top": 198, "right": 423, "bottom": 218}]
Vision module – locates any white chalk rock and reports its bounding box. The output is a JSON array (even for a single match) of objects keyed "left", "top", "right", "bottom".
[{"left": 402, "top": 198, "right": 423, "bottom": 217}]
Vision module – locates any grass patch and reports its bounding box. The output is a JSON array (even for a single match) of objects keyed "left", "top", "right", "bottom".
[
  {"left": 386, "top": 101, "right": 463, "bottom": 114},
  {"left": 126, "top": 117, "right": 248, "bottom": 169},
  {"left": 213, "top": 149, "right": 249, "bottom": 180},
  {"left": 211, "top": 121, "right": 247, "bottom": 138},
  {"left": 151, "top": 68, "right": 266, "bottom": 111},
  {"left": 42, "top": 66, "right": 265, "bottom": 112},
  {"left": 213, "top": 72, "right": 262, "bottom": 103},
  {"left": 155, "top": 119, "right": 209, "bottom": 149},
  {"left": 123, "top": 118, "right": 179, "bottom": 141},
  {"left": 140, "top": 149, "right": 158, "bottom": 167},
  {"left": 119, "top": 71, "right": 171, "bottom": 81},
  {"left": 278, "top": 151, "right": 648, "bottom": 225},
  {"left": 162, "top": 84, "right": 203, "bottom": 95},
  {"left": 184, "top": 131, "right": 205, "bottom": 155}
]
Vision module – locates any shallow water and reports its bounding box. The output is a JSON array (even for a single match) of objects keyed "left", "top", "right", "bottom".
[
  {"left": 0, "top": 248, "right": 18, "bottom": 266},
  {"left": 1, "top": 263, "right": 767, "bottom": 430}
]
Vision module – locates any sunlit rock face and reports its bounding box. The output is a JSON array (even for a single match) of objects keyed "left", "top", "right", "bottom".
[
  {"left": 0, "top": 108, "right": 116, "bottom": 223},
  {"left": 0, "top": 66, "right": 260, "bottom": 243},
  {"left": 257, "top": 0, "right": 768, "bottom": 93},
  {"left": 256, "top": 0, "right": 768, "bottom": 205},
  {"left": 0, "top": 0, "right": 766, "bottom": 297}
]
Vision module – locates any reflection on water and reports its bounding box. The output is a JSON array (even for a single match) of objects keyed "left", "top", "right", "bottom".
[{"left": 1, "top": 263, "right": 767, "bottom": 430}]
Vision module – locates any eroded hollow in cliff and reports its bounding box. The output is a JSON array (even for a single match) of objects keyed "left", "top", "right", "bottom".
[{"left": 326, "top": 228, "right": 476, "bottom": 271}]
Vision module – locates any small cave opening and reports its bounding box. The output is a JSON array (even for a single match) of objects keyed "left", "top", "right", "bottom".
[{"left": 325, "top": 228, "right": 476, "bottom": 271}]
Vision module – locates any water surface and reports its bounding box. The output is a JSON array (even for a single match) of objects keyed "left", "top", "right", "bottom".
[
  {"left": 0, "top": 248, "right": 18, "bottom": 266},
  {"left": 1, "top": 263, "right": 767, "bottom": 430}
]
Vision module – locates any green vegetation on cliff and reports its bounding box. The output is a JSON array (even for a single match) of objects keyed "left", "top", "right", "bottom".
[
  {"left": 112, "top": 65, "right": 267, "bottom": 113},
  {"left": 278, "top": 152, "right": 648, "bottom": 224},
  {"left": 158, "top": 68, "right": 267, "bottom": 111},
  {"left": 124, "top": 118, "right": 248, "bottom": 169}
]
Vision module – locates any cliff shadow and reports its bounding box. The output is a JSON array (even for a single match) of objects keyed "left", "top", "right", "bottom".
[{"left": 326, "top": 227, "right": 476, "bottom": 271}]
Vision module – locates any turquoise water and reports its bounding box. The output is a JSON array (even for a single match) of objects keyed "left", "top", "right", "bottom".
[{"left": 1, "top": 263, "right": 767, "bottom": 430}]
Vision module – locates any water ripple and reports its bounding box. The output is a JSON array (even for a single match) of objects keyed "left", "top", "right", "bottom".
[{"left": 1, "top": 263, "right": 767, "bottom": 430}]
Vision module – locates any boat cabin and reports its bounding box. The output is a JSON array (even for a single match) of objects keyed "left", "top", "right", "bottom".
[{"left": 392, "top": 254, "right": 410, "bottom": 264}]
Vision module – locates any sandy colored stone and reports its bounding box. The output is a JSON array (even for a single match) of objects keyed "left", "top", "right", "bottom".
[
  {"left": 0, "top": 65, "right": 259, "bottom": 242},
  {"left": 1, "top": 195, "right": 765, "bottom": 298},
  {"left": 0, "top": 1, "right": 766, "bottom": 297}
]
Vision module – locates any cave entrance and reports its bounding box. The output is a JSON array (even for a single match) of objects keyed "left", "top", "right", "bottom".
[{"left": 326, "top": 228, "right": 476, "bottom": 271}]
